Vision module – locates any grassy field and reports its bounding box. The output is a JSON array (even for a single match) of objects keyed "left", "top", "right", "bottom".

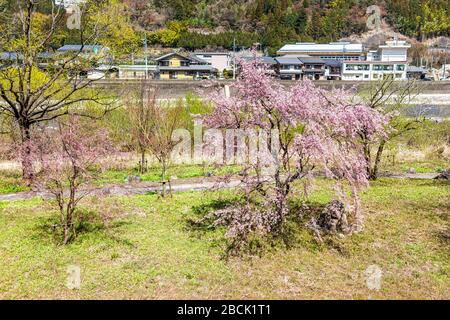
[{"left": 0, "top": 178, "right": 448, "bottom": 299}]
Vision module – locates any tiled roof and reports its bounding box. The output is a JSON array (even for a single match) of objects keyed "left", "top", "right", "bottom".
[
  {"left": 297, "top": 57, "right": 326, "bottom": 64},
  {"left": 57, "top": 45, "right": 105, "bottom": 52},
  {"left": 275, "top": 56, "right": 303, "bottom": 65},
  {"left": 323, "top": 59, "right": 342, "bottom": 67}
]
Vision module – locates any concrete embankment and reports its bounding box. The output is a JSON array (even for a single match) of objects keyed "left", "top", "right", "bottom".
[{"left": 93, "top": 80, "right": 450, "bottom": 98}]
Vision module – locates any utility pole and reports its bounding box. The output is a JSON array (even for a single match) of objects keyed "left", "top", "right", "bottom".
[
  {"left": 443, "top": 44, "right": 448, "bottom": 80},
  {"left": 233, "top": 38, "right": 236, "bottom": 80},
  {"left": 143, "top": 33, "right": 148, "bottom": 80}
]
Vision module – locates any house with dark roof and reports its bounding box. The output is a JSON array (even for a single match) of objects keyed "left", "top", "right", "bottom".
[
  {"left": 56, "top": 44, "right": 112, "bottom": 64},
  {"left": 324, "top": 59, "right": 342, "bottom": 80},
  {"left": 297, "top": 56, "right": 327, "bottom": 80},
  {"left": 274, "top": 55, "right": 327, "bottom": 80},
  {"left": 154, "top": 52, "right": 217, "bottom": 80},
  {"left": 406, "top": 66, "right": 426, "bottom": 80},
  {"left": 0, "top": 51, "right": 55, "bottom": 70},
  {"left": 275, "top": 55, "right": 304, "bottom": 80}
]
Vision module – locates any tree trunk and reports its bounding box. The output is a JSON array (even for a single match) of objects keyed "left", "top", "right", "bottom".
[
  {"left": 161, "top": 160, "right": 167, "bottom": 197},
  {"left": 370, "top": 140, "right": 386, "bottom": 181},
  {"left": 363, "top": 141, "right": 372, "bottom": 179},
  {"left": 140, "top": 149, "right": 147, "bottom": 174},
  {"left": 20, "top": 123, "right": 34, "bottom": 185}
]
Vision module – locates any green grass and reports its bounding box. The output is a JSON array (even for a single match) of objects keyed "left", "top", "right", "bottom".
[
  {"left": 95, "top": 164, "right": 241, "bottom": 186},
  {"left": 0, "top": 164, "right": 241, "bottom": 194},
  {"left": 0, "top": 170, "right": 30, "bottom": 194},
  {"left": 0, "top": 178, "right": 448, "bottom": 299},
  {"left": 381, "top": 159, "right": 449, "bottom": 174}
]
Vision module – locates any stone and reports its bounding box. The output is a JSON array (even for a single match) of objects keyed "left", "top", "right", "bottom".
[
  {"left": 408, "top": 167, "right": 416, "bottom": 174},
  {"left": 317, "top": 200, "right": 349, "bottom": 233},
  {"left": 434, "top": 170, "right": 450, "bottom": 180},
  {"left": 125, "top": 176, "right": 141, "bottom": 184},
  {"left": 205, "top": 172, "right": 214, "bottom": 177}
]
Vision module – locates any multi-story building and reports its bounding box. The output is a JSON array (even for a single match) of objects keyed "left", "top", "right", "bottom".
[
  {"left": 192, "top": 52, "right": 232, "bottom": 75},
  {"left": 297, "top": 57, "right": 327, "bottom": 80},
  {"left": 342, "top": 40, "right": 410, "bottom": 81},
  {"left": 275, "top": 55, "right": 340, "bottom": 80},
  {"left": 275, "top": 55, "right": 304, "bottom": 80},
  {"left": 277, "top": 42, "right": 366, "bottom": 61}
]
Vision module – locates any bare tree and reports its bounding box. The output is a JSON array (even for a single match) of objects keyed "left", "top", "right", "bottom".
[
  {"left": 127, "top": 83, "right": 157, "bottom": 174},
  {"left": 359, "top": 77, "right": 425, "bottom": 180},
  {"left": 146, "top": 99, "right": 186, "bottom": 197},
  {"left": 0, "top": 0, "right": 116, "bottom": 183},
  {"left": 127, "top": 83, "right": 186, "bottom": 196}
]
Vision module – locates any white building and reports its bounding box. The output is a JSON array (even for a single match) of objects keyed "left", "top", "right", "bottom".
[
  {"left": 192, "top": 52, "right": 232, "bottom": 75},
  {"left": 277, "top": 42, "right": 366, "bottom": 61},
  {"left": 118, "top": 65, "right": 157, "bottom": 79},
  {"left": 342, "top": 40, "right": 411, "bottom": 81}
]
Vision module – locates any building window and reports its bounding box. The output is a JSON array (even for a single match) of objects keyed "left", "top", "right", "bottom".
[
  {"left": 364, "top": 74, "right": 369, "bottom": 78},
  {"left": 374, "top": 64, "right": 394, "bottom": 71},
  {"left": 396, "top": 64, "right": 405, "bottom": 71},
  {"left": 345, "top": 64, "right": 369, "bottom": 71}
]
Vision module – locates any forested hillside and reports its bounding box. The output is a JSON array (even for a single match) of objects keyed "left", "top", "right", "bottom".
[
  {"left": 1, "top": 0, "right": 449, "bottom": 56},
  {"left": 124, "top": 0, "right": 450, "bottom": 53}
]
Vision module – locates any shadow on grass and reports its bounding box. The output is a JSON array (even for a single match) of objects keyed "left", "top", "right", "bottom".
[
  {"left": 186, "top": 196, "right": 350, "bottom": 258},
  {"left": 31, "top": 208, "right": 135, "bottom": 247},
  {"left": 186, "top": 197, "right": 238, "bottom": 233},
  {"left": 287, "top": 200, "right": 352, "bottom": 256}
]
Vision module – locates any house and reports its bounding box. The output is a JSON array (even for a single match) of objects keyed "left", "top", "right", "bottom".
[
  {"left": 240, "top": 56, "right": 278, "bottom": 77},
  {"left": 342, "top": 40, "right": 410, "bottom": 81},
  {"left": 0, "top": 51, "right": 54, "bottom": 70},
  {"left": 192, "top": 52, "right": 233, "bottom": 75},
  {"left": 56, "top": 44, "right": 112, "bottom": 64},
  {"left": 0, "top": 52, "right": 22, "bottom": 69},
  {"left": 277, "top": 42, "right": 366, "bottom": 61},
  {"left": 407, "top": 66, "right": 426, "bottom": 80},
  {"left": 154, "top": 52, "right": 217, "bottom": 80},
  {"left": 118, "top": 65, "right": 158, "bottom": 79},
  {"left": 297, "top": 57, "right": 326, "bottom": 80},
  {"left": 275, "top": 55, "right": 328, "bottom": 80},
  {"left": 324, "top": 59, "right": 342, "bottom": 80},
  {"left": 275, "top": 55, "right": 304, "bottom": 80}
]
